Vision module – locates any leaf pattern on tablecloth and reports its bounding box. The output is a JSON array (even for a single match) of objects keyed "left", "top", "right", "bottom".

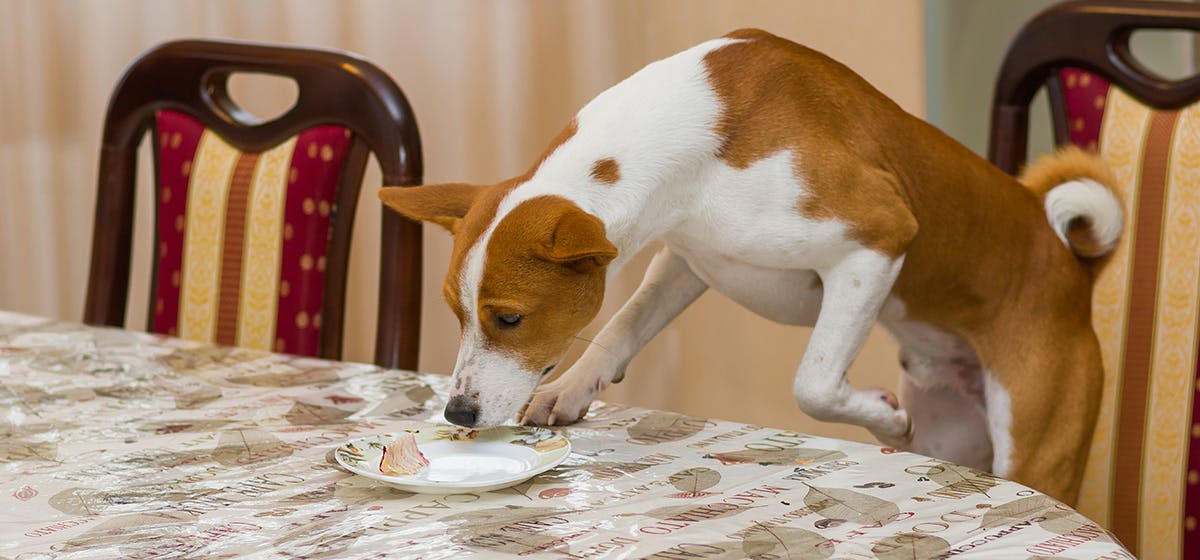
[
  {"left": 871, "top": 532, "right": 951, "bottom": 560},
  {"left": 356, "top": 383, "right": 436, "bottom": 419},
  {"left": 540, "top": 458, "right": 669, "bottom": 483},
  {"left": 332, "top": 479, "right": 416, "bottom": 505},
  {"left": 667, "top": 467, "right": 721, "bottom": 498},
  {"left": 0, "top": 439, "right": 58, "bottom": 464},
  {"left": 271, "top": 504, "right": 366, "bottom": 559},
  {"left": 157, "top": 346, "right": 249, "bottom": 372},
  {"left": 171, "top": 384, "right": 223, "bottom": 409},
  {"left": 626, "top": 412, "right": 710, "bottom": 444},
  {"left": 55, "top": 512, "right": 198, "bottom": 555},
  {"left": 743, "top": 525, "right": 834, "bottom": 559},
  {"left": 921, "top": 461, "right": 1003, "bottom": 499},
  {"left": 138, "top": 419, "right": 232, "bottom": 435},
  {"left": 48, "top": 485, "right": 202, "bottom": 516},
  {"left": 406, "top": 384, "right": 435, "bottom": 404},
  {"left": 440, "top": 505, "right": 586, "bottom": 555},
  {"left": 636, "top": 502, "right": 753, "bottom": 522},
  {"left": 801, "top": 485, "right": 900, "bottom": 525},
  {"left": 979, "top": 495, "right": 1083, "bottom": 535},
  {"left": 704, "top": 447, "right": 847, "bottom": 466},
  {"left": 225, "top": 366, "right": 341, "bottom": 387},
  {"left": 212, "top": 429, "right": 292, "bottom": 465},
  {"left": 4, "top": 383, "right": 52, "bottom": 404},
  {"left": 93, "top": 382, "right": 162, "bottom": 401},
  {"left": 284, "top": 400, "right": 355, "bottom": 425}
]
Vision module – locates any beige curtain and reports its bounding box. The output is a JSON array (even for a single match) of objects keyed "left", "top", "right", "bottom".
[{"left": 0, "top": 0, "right": 923, "bottom": 442}]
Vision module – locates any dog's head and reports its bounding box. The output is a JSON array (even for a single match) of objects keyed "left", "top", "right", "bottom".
[{"left": 379, "top": 183, "right": 617, "bottom": 427}]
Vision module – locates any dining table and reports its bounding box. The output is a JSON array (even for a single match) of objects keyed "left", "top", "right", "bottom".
[{"left": 0, "top": 310, "right": 1133, "bottom": 559}]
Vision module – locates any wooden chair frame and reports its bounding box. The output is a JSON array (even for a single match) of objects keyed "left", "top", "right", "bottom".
[
  {"left": 989, "top": 0, "right": 1200, "bottom": 174},
  {"left": 83, "top": 39, "right": 423, "bottom": 369}
]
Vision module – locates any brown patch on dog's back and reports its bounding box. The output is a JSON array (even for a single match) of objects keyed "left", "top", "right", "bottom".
[
  {"left": 703, "top": 30, "right": 916, "bottom": 257},
  {"left": 591, "top": 158, "right": 621, "bottom": 185}
]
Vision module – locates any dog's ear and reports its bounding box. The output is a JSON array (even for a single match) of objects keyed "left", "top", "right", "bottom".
[
  {"left": 536, "top": 207, "right": 618, "bottom": 273},
  {"left": 378, "top": 183, "right": 483, "bottom": 233}
]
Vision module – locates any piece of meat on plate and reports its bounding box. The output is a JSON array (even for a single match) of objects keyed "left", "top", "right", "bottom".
[{"left": 379, "top": 433, "right": 430, "bottom": 475}]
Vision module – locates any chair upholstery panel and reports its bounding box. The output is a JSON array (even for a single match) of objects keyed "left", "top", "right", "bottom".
[
  {"left": 273, "top": 126, "right": 351, "bottom": 356},
  {"left": 1068, "top": 84, "right": 1200, "bottom": 559},
  {"left": 151, "top": 110, "right": 352, "bottom": 358},
  {"left": 1059, "top": 69, "right": 1111, "bottom": 150},
  {"left": 151, "top": 111, "right": 205, "bottom": 336}
]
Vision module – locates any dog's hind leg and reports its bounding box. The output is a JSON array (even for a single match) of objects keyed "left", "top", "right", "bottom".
[
  {"left": 793, "top": 248, "right": 913, "bottom": 448},
  {"left": 519, "top": 246, "right": 708, "bottom": 425},
  {"left": 976, "top": 326, "right": 1102, "bottom": 505}
]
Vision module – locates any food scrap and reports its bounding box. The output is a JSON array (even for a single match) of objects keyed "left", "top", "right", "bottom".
[{"left": 379, "top": 433, "right": 430, "bottom": 475}]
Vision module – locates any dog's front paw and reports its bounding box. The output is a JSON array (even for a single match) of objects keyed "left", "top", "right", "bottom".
[{"left": 518, "top": 376, "right": 597, "bottom": 426}]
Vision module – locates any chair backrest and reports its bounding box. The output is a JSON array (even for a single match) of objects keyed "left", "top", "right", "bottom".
[
  {"left": 990, "top": 2, "right": 1200, "bottom": 557},
  {"left": 83, "top": 40, "right": 423, "bottom": 370}
]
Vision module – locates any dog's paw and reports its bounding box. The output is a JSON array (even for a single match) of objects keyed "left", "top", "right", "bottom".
[
  {"left": 873, "top": 408, "right": 913, "bottom": 450},
  {"left": 517, "top": 376, "right": 596, "bottom": 426}
]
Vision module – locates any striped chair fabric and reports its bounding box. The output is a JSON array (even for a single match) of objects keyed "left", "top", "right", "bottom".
[
  {"left": 1053, "top": 68, "right": 1200, "bottom": 559},
  {"left": 152, "top": 110, "right": 351, "bottom": 357}
]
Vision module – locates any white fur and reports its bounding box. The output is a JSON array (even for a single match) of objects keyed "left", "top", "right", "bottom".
[
  {"left": 1044, "top": 178, "right": 1123, "bottom": 256},
  {"left": 452, "top": 37, "right": 742, "bottom": 425},
  {"left": 984, "top": 372, "right": 1014, "bottom": 477}
]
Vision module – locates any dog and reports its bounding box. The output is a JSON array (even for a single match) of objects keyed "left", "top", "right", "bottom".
[{"left": 379, "top": 29, "right": 1121, "bottom": 505}]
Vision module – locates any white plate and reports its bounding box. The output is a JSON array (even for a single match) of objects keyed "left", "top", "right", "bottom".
[{"left": 334, "top": 425, "right": 571, "bottom": 493}]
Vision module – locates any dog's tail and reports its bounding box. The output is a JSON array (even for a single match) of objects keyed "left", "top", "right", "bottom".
[{"left": 1019, "top": 146, "right": 1123, "bottom": 259}]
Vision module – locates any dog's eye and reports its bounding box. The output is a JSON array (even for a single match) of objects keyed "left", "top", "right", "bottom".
[{"left": 496, "top": 313, "right": 523, "bottom": 329}]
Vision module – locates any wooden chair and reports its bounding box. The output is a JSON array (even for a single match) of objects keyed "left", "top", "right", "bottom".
[
  {"left": 990, "top": 1, "right": 1200, "bottom": 557},
  {"left": 83, "top": 39, "right": 423, "bottom": 370}
]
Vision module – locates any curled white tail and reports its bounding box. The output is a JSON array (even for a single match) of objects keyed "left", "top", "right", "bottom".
[{"left": 1019, "top": 146, "right": 1123, "bottom": 259}]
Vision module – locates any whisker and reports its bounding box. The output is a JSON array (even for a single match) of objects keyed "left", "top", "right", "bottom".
[{"left": 572, "top": 333, "right": 613, "bottom": 355}]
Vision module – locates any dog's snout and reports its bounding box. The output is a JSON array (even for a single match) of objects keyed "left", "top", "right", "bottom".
[{"left": 444, "top": 395, "right": 480, "bottom": 427}]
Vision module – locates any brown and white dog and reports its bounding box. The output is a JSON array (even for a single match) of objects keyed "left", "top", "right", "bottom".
[{"left": 379, "top": 29, "right": 1121, "bottom": 505}]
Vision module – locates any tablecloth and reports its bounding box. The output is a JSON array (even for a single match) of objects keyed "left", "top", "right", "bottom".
[{"left": 0, "top": 311, "right": 1132, "bottom": 559}]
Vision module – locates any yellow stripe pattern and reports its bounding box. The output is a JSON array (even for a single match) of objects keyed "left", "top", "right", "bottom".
[
  {"left": 236, "top": 137, "right": 297, "bottom": 350},
  {"left": 1140, "top": 101, "right": 1200, "bottom": 560},
  {"left": 1077, "top": 87, "right": 1200, "bottom": 559},
  {"left": 1078, "top": 86, "right": 1152, "bottom": 526},
  {"left": 179, "top": 131, "right": 240, "bottom": 343}
]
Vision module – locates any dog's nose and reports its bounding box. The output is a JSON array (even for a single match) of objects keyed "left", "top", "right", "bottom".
[{"left": 444, "top": 396, "right": 479, "bottom": 427}]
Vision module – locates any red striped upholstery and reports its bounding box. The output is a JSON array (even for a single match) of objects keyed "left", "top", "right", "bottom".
[
  {"left": 1049, "top": 72, "right": 1200, "bottom": 558},
  {"left": 150, "top": 110, "right": 351, "bottom": 357}
]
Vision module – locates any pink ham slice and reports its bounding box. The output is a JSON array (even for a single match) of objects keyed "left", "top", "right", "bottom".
[{"left": 379, "top": 433, "right": 430, "bottom": 475}]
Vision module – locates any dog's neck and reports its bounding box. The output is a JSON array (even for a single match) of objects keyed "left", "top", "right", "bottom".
[
  {"left": 499, "top": 37, "right": 743, "bottom": 275},
  {"left": 523, "top": 165, "right": 697, "bottom": 276}
]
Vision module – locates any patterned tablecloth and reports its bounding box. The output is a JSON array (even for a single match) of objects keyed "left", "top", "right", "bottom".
[{"left": 0, "top": 311, "right": 1132, "bottom": 559}]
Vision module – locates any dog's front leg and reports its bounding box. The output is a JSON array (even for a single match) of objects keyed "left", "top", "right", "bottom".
[
  {"left": 519, "top": 247, "right": 707, "bottom": 425},
  {"left": 794, "top": 249, "right": 912, "bottom": 448}
]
